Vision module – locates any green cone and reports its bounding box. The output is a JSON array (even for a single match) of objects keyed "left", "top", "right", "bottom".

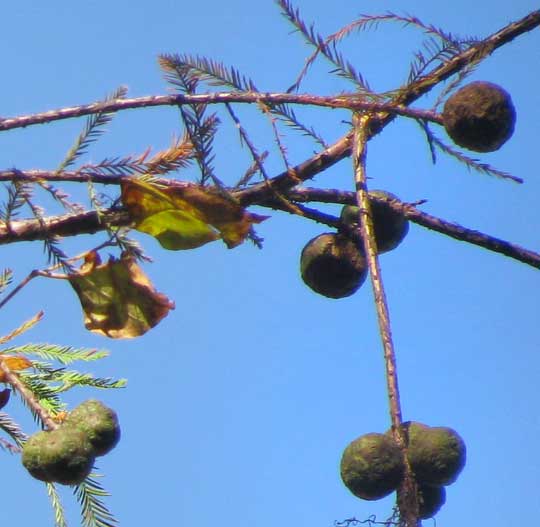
[
  {"left": 65, "top": 399, "right": 121, "bottom": 457},
  {"left": 22, "top": 428, "right": 95, "bottom": 485},
  {"left": 340, "top": 432, "right": 405, "bottom": 500},
  {"left": 405, "top": 421, "right": 466, "bottom": 486}
]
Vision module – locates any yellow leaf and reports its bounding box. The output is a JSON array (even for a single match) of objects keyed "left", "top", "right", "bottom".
[
  {"left": 0, "top": 356, "right": 32, "bottom": 382},
  {"left": 121, "top": 179, "right": 268, "bottom": 250},
  {"left": 137, "top": 209, "right": 219, "bottom": 250},
  {"left": 68, "top": 251, "right": 174, "bottom": 339}
]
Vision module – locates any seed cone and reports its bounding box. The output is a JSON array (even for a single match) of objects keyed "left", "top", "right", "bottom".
[
  {"left": 340, "top": 433, "right": 405, "bottom": 500},
  {"left": 300, "top": 233, "right": 367, "bottom": 298},
  {"left": 22, "top": 428, "right": 95, "bottom": 485},
  {"left": 442, "top": 81, "right": 515, "bottom": 152},
  {"left": 405, "top": 421, "right": 466, "bottom": 486},
  {"left": 65, "top": 399, "right": 121, "bottom": 456},
  {"left": 340, "top": 190, "right": 409, "bottom": 254},
  {"left": 417, "top": 484, "right": 446, "bottom": 519}
]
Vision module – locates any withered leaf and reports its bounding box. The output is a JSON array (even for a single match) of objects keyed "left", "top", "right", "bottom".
[
  {"left": 121, "top": 178, "right": 268, "bottom": 250},
  {"left": 68, "top": 251, "right": 174, "bottom": 339},
  {"left": 0, "top": 356, "right": 32, "bottom": 382}
]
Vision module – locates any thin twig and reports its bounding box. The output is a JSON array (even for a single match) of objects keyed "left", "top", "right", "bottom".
[
  {"left": 0, "top": 11, "right": 534, "bottom": 132},
  {"left": 280, "top": 188, "right": 540, "bottom": 270},
  {"left": 225, "top": 103, "right": 270, "bottom": 186},
  {"left": 0, "top": 270, "right": 42, "bottom": 311},
  {"left": 0, "top": 243, "right": 116, "bottom": 312},
  {"left": 351, "top": 114, "right": 403, "bottom": 432},
  {"left": 0, "top": 169, "right": 199, "bottom": 186},
  {"left": 0, "top": 360, "right": 58, "bottom": 431},
  {"left": 352, "top": 113, "right": 418, "bottom": 527},
  {"left": 0, "top": 93, "right": 443, "bottom": 133},
  {"left": 225, "top": 103, "right": 299, "bottom": 215}
]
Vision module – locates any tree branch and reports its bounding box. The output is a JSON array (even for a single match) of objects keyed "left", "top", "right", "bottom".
[
  {"left": 0, "top": 169, "right": 124, "bottom": 186},
  {"left": 1, "top": 186, "right": 538, "bottom": 271},
  {"left": 0, "top": 11, "right": 537, "bottom": 271},
  {"left": 0, "top": 10, "right": 536, "bottom": 203},
  {"left": 262, "top": 188, "right": 540, "bottom": 270},
  {"left": 0, "top": 360, "right": 58, "bottom": 431},
  {"left": 0, "top": 210, "right": 130, "bottom": 245},
  {"left": 0, "top": 10, "right": 535, "bottom": 134},
  {"left": 351, "top": 112, "right": 418, "bottom": 526},
  {"left": 0, "top": 93, "right": 442, "bottom": 133},
  {"left": 235, "top": 9, "right": 540, "bottom": 204}
]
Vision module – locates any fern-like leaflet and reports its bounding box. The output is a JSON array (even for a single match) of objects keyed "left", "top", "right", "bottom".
[
  {"left": 57, "top": 86, "right": 128, "bottom": 174},
  {"left": 173, "top": 54, "right": 328, "bottom": 147},
  {"left": 277, "top": 0, "right": 373, "bottom": 93},
  {"left": 75, "top": 476, "right": 118, "bottom": 527},
  {"left": 418, "top": 121, "right": 522, "bottom": 183},
  {"left": 159, "top": 54, "right": 222, "bottom": 187},
  {"left": 46, "top": 483, "right": 68, "bottom": 527}
]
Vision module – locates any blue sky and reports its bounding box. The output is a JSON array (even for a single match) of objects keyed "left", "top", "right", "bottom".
[{"left": 0, "top": 1, "right": 539, "bottom": 526}]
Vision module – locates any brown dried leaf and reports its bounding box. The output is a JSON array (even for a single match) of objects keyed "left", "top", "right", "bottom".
[{"left": 68, "top": 251, "right": 174, "bottom": 339}]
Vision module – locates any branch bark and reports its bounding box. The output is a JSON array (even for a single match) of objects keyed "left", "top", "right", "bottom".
[
  {"left": 0, "top": 360, "right": 58, "bottom": 431},
  {"left": 261, "top": 188, "right": 540, "bottom": 270},
  {"left": 1, "top": 188, "right": 539, "bottom": 271},
  {"left": 0, "top": 210, "right": 130, "bottom": 245},
  {"left": 0, "top": 93, "right": 442, "bottom": 132},
  {"left": 352, "top": 114, "right": 419, "bottom": 527}
]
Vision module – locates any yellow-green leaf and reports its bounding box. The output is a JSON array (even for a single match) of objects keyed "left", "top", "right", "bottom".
[
  {"left": 121, "top": 178, "right": 267, "bottom": 250},
  {"left": 68, "top": 252, "right": 174, "bottom": 339},
  {"left": 137, "top": 209, "right": 219, "bottom": 250}
]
